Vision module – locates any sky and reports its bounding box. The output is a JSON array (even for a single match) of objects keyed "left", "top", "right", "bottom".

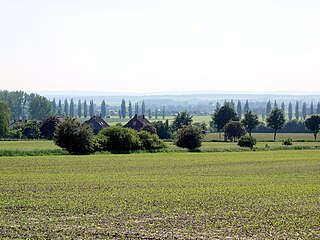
[{"left": 0, "top": 0, "right": 320, "bottom": 94}]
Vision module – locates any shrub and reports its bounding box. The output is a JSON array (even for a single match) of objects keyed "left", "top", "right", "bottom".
[
  {"left": 138, "top": 131, "right": 166, "bottom": 150},
  {"left": 175, "top": 125, "right": 203, "bottom": 150},
  {"left": 40, "top": 116, "right": 63, "bottom": 140},
  {"left": 223, "top": 121, "right": 246, "bottom": 141},
  {"left": 53, "top": 118, "right": 95, "bottom": 154},
  {"left": 282, "top": 138, "right": 293, "bottom": 146},
  {"left": 96, "top": 126, "right": 141, "bottom": 151},
  {"left": 238, "top": 136, "right": 257, "bottom": 148}
]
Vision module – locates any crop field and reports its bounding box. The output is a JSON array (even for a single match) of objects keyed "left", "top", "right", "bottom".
[{"left": 0, "top": 151, "right": 319, "bottom": 239}]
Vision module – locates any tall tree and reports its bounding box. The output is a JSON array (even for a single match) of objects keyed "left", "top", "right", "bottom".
[
  {"left": 83, "top": 100, "right": 88, "bottom": 118},
  {"left": 29, "top": 95, "right": 51, "bottom": 120},
  {"left": 236, "top": 100, "right": 242, "bottom": 119},
  {"left": 64, "top": 99, "right": 69, "bottom": 116},
  {"left": 317, "top": 101, "right": 320, "bottom": 114},
  {"left": 101, "top": 100, "right": 106, "bottom": 117},
  {"left": 241, "top": 110, "right": 259, "bottom": 136},
  {"left": 77, "top": 100, "right": 82, "bottom": 118},
  {"left": 274, "top": 100, "right": 278, "bottom": 109},
  {"left": 223, "top": 121, "right": 246, "bottom": 142},
  {"left": 288, "top": 102, "right": 293, "bottom": 120},
  {"left": 266, "top": 100, "right": 272, "bottom": 117},
  {"left": 295, "top": 102, "right": 299, "bottom": 120},
  {"left": 69, "top": 99, "right": 75, "bottom": 117},
  {"left": 58, "top": 99, "right": 62, "bottom": 117},
  {"left": 141, "top": 101, "right": 146, "bottom": 116},
  {"left": 210, "top": 103, "right": 239, "bottom": 138},
  {"left": 128, "top": 101, "right": 133, "bottom": 118},
  {"left": 0, "top": 101, "right": 10, "bottom": 138},
  {"left": 310, "top": 101, "right": 314, "bottom": 115},
  {"left": 89, "top": 100, "right": 94, "bottom": 117},
  {"left": 230, "top": 100, "right": 235, "bottom": 109},
  {"left": 302, "top": 102, "right": 307, "bottom": 119},
  {"left": 281, "top": 101, "right": 285, "bottom": 113},
  {"left": 134, "top": 102, "right": 139, "bottom": 115},
  {"left": 155, "top": 107, "right": 158, "bottom": 119},
  {"left": 244, "top": 100, "right": 249, "bottom": 113},
  {"left": 305, "top": 115, "right": 320, "bottom": 140},
  {"left": 266, "top": 108, "right": 286, "bottom": 140},
  {"left": 148, "top": 109, "right": 152, "bottom": 119},
  {"left": 162, "top": 106, "right": 165, "bottom": 119},
  {"left": 52, "top": 99, "right": 57, "bottom": 115},
  {"left": 120, "top": 99, "right": 126, "bottom": 118},
  {"left": 171, "top": 111, "right": 193, "bottom": 131}
]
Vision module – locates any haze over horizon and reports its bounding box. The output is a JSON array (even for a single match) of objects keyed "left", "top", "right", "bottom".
[{"left": 1, "top": 0, "right": 319, "bottom": 94}]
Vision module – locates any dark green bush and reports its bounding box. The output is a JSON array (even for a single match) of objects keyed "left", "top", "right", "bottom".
[
  {"left": 282, "top": 138, "right": 293, "bottom": 146},
  {"left": 175, "top": 125, "right": 203, "bottom": 150},
  {"left": 53, "top": 118, "right": 95, "bottom": 154},
  {"left": 138, "top": 131, "right": 166, "bottom": 150},
  {"left": 237, "top": 136, "right": 257, "bottom": 148}
]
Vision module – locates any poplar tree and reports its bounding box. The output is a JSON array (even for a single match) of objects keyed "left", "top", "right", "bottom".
[
  {"left": 141, "top": 101, "right": 146, "bottom": 116},
  {"left": 244, "top": 100, "right": 249, "bottom": 113},
  {"left": 64, "top": 99, "right": 69, "bottom": 116},
  {"left": 58, "top": 99, "right": 62, "bottom": 116},
  {"left": 281, "top": 101, "right": 285, "bottom": 113},
  {"left": 135, "top": 102, "right": 139, "bottom": 115},
  {"left": 52, "top": 99, "right": 57, "bottom": 115},
  {"left": 274, "top": 100, "right": 278, "bottom": 109},
  {"left": 120, "top": 99, "right": 126, "bottom": 118},
  {"left": 83, "top": 100, "right": 88, "bottom": 118},
  {"left": 128, "top": 101, "right": 133, "bottom": 118},
  {"left": 236, "top": 100, "right": 242, "bottom": 119},
  {"left": 266, "top": 100, "right": 272, "bottom": 116},
  {"left": 302, "top": 102, "right": 307, "bottom": 119},
  {"left": 148, "top": 109, "right": 152, "bottom": 119},
  {"left": 101, "top": 100, "right": 106, "bottom": 117},
  {"left": 317, "top": 101, "right": 320, "bottom": 114},
  {"left": 0, "top": 101, "right": 10, "bottom": 138},
  {"left": 288, "top": 102, "right": 293, "bottom": 121},
  {"left": 69, "top": 99, "right": 75, "bottom": 117},
  {"left": 295, "top": 102, "right": 299, "bottom": 120},
  {"left": 155, "top": 107, "right": 158, "bottom": 119},
  {"left": 310, "top": 101, "right": 314, "bottom": 115},
  {"left": 162, "top": 106, "right": 165, "bottom": 119},
  {"left": 78, "top": 100, "right": 82, "bottom": 118},
  {"left": 89, "top": 100, "right": 94, "bottom": 117}
]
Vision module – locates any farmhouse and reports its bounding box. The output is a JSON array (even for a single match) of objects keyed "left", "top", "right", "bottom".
[
  {"left": 85, "top": 116, "right": 109, "bottom": 134},
  {"left": 124, "top": 114, "right": 151, "bottom": 131}
]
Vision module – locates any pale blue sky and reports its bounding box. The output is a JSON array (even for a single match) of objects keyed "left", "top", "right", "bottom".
[{"left": 1, "top": 0, "right": 320, "bottom": 93}]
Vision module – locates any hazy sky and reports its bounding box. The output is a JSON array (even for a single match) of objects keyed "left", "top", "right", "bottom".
[{"left": 1, "top": 0, "right": 320, "bottom": 93}]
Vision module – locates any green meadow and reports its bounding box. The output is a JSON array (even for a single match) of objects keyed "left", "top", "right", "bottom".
[{"left": 0, "top": 150, "right": 319, "bottom": 239}]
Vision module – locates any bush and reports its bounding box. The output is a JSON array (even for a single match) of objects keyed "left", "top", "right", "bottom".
[
  {"left": 238, "top": 136, "right": 257, "bottom": 148},
  {"left": 223, "top": 121, "right": 246, "bottom": 141},
  {"left": 138, "top": 131, "right": 166, "bottom": 150},
  {"left": 40, "top": 116, "right": 63, "bottom": 140},
  {"left": 53, "top": 118, "right": 95, "bottom": 154},
  {"left": 282, "top": 138, "right": 293, "bottom": 146},
  {"left": 175, "top": 125, "right": 203, "bottom": 150},
  {"left": 96, "top": 126, "right": 141, "bottom": 151}
]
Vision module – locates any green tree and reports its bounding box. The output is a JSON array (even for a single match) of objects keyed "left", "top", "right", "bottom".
[
  {"left": 64, "top": 99, "right": 69, "bottom": 116},
  {"left": 52, "top": 99, "right": 57, "bottom": 115},
  {"left": 152, "top": 120, "right": 173, "bottom": 139},
  {"left": 317, "top": 102, "right": 320, "bottom": 114},
  {"left": 241, "top": 110, "right": 259, "bottom": 136},
  {"left": 171, "top": 111, "right": 193, "bottom": 131},
  {"left": 274, "top": 100, "right": 278, "bottom": 109},
  {"left": 310, "top": 102, "right": 314, "bottom": 115},
  {"left": 266, "top": 108, "right": 286, "bottom": 140},
  {"left": 288, "top": 102, "right": 293, "bottom": 120},
  {"left": 39, "top": 116, "right": 61, "bottom": 140},
  {"left": 281, "top": 101, "right": 285, "bottom": 113},
  {"left": 57, "top": 99, "right": 62, "bottom": 117},
  {"left": 121, "top": 99, "right": 126, "bottom": 118},
  {"left": 295, "top": 102, "right": 299, "bottom": 120},
  {"left": 243, "top": 100, "right": 249, "bottom": 113},
  {"left": 175, "top": 125, "right": 203, "bottom": 150},
  {"left": 238, "top": 136, "right": 256, "bottom": 148},
  {"left": 134, "top": 102, "right": 139, "bottom": 115},
  {"left": 210, "top": 103, "right": 239, "bottom": 138},
  {"left": 128, "top": 101, "right": 133, "bottom": 118},
  {"left": 266, "top": 100, "right": 272, "bottom": 117},
  {"left": 83, "top": 100, "right": 88, "bottom": 118},
  {"left": 223, "top": 121, "right": 246, "bottom": 142},
  {"left": 0, "top": 101, "right": 10, "bottom": 138},
  {"left": 162, "top": 106, "right": 165, "bottom": 119},
  {"left": 29, "top": 95, "right": 51, "bottom": 120},
  {"left": 69, "top": 99, "right": 75, "bottom": 117},
  {"left": 141, "top": 101, "right": 146, "bottom": 116},
  {"left": 89, "top": 100, "right": 94, "bottom": 117},
  {"left": 236, "top": 100, "right": 242, "bottom": 119},
  {"left": 54, "top": 118, "right": 95, "bottom": 154},
  {"left": 302, "top": 102, "right": 307, "bottom": 119},
  {"left": 22, "top": 120, "right": 40, "bottom": 139},
  {"left": 148, "top": 109, "right": 152, "bottom": 119},
  {"left": 77, "top": 100, "right": 82, "bottom": 118},
  {"left": 155, "top": 107, "right": 158, "bottom": 119},
  {"left": 101, "top": 100, "right": 106, "bottom": 117},
  {"left": 305, "top": 115, "right": 320, "bottom": 140}
]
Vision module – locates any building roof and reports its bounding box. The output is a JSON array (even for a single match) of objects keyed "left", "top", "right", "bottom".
[
  {"left": 85, "top": 116, "right": 109, "bottom": 134},
  {"left": 124, "top": 114, "right": 150, "bottom": 131}
]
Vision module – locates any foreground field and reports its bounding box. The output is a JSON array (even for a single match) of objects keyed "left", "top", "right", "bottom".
[{"left": 0, "top": 151, "right": 319, "bottom": 239}]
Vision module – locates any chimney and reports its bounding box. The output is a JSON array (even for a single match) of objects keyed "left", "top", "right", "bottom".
[
  {"left": 134, "top": 114, "right": 137, "bottom": 117},
  {"left": 142, "top": 115, "right": 145, "bottom": 119}
]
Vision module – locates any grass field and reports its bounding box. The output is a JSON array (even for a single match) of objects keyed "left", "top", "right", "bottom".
[{"left": 0, "top": 151, "right": 319, "bottom": 239}]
